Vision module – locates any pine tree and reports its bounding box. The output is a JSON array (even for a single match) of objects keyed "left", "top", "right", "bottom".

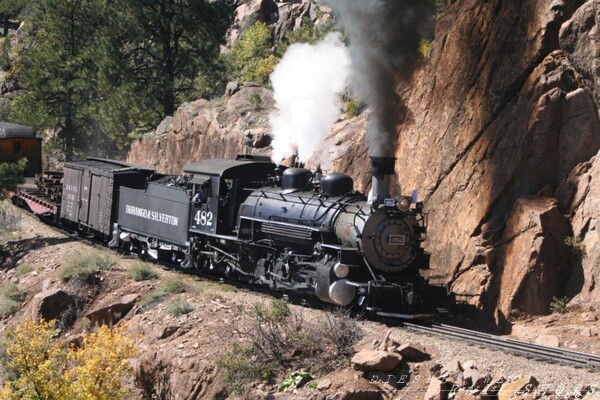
[
  {"left": 0, "top": 0, "right": 27, "bottom": 36},
  {"left": 0, "top": 158, "right": 25, "bottom": 200},
  {"left": 11, "top": 0, "right": 106, "bottom": 161},
  {"left": 102, "top": 0, "right": 235, "bottom": 122}
]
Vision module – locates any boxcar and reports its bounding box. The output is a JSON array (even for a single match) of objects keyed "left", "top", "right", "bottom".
[
  {"left": 0, "top": 122, "right": 42, "bottom": 176},
  {"left": 60, "top": 159, "right": 154, "bottom": 238}
]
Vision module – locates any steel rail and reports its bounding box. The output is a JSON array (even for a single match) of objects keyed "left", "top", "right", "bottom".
[{"left": 398, "top": 320, "right": 600, "bottom": 370}]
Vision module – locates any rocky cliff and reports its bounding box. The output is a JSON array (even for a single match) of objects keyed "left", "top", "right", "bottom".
[{"left": 127, "top": 0, "right": 600, "bottom": 325}]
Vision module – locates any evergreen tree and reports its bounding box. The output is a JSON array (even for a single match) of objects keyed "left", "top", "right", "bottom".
[
  {"left": 0, "top": 0, "right": 27, "bottom": 36},
  {"left": 0, "top": 158, "right": 25, "bottom": 199},
  {"left": 103, "top": 0, "right": 234, "bottom": 123},
  {"left": 11, "top": 0, "right": 106, "bottom": 161}
]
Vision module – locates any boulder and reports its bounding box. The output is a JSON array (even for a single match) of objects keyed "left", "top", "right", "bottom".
[
  {"left": 136, "top": 350, "right": 227, "bottom": 400},
  {"left": 454, "top": 389, "right": 479, "bottom": 400},
  {"left": 173, "top": 100, "right": 208, "bottom": 135},
  {"left": 272, "top": 0, "right": 312, "bottom": 40},
  {"left": 316, "top": 378, "right": 332, "bottom": 391},
  {"left": 494, "top": 197, "right": 571, "bottom": 322},
  {"left": 481, "top": 376, "right": 506, "bottom": 398},
  {"left": 534, "top": 334, "right": 560, "bottom": 347},
  {"left": 424, "top": 377, "right": 451, "bottom": 400},
  {"left": 350, "top": 350, "right": 403, "bottom": 372},
  {"left": 366, "top": 371, "right": 404, "bottom": 390},
  {"left": 395, "top": 343, "right": 430, "bottom": 362},
  {"left": 497, "top": 376, "right": 539, "bottom": 400},
  {"left": 85, "top": 293, "right": 138, "bottom": 327},
  {"left": 450, "top": 265, "right": 492, "bottom": 307},
  {"left": 461, "top": 360, "right": 478, "bottom": 371},
  {"left": 30, "top": 289, "right": 75, "bottom": 321},
  {"left": 461, "top": 369, "right": 490, "bottom": 390},
  {"left": 441, "top": 359, "right": 463, "bottom": 375}
]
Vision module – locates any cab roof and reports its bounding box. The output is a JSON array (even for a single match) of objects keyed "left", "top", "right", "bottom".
[
  {"left": 183, "top": 158, "right": 276, "bottom": 179},
  {"left": 0, "top": 122, "right": 39, "bottom": 139}
]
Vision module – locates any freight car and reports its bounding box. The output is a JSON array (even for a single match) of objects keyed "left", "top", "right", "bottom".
[
  {"left": 14, "top": 154, "right": 450, "bottom": 318},
  {"left": 0, "top": 122, "right": 42, "bottom": 177}
]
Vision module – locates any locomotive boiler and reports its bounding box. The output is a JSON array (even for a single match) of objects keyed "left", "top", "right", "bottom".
[{"left": 229, "top": 156, "right": 447, "bottom": 316}]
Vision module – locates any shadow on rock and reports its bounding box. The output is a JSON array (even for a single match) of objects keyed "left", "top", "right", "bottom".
[{"left": 0, "top": 236, "right": 74, "bottom": 270}]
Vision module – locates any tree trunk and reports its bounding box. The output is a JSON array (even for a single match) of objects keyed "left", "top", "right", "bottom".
[
  {"left": 64, "top": 113, "right": 75, "bottom": 161},
  {"left": 162, "top": 0, "right": 176, "bottom": 116}
]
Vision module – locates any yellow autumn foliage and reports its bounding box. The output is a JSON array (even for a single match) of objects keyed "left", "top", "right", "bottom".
[{"left": 1, "top": 320, "right": 137, "bottom": 400}]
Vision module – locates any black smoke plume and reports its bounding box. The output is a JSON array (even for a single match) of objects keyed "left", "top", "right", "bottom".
[{"left": 324, "top": 0, "right": 433, "bottom": 157}]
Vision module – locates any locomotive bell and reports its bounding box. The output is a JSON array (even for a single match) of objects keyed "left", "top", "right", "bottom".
[{"left": 370, "top": 156, "right": 396, "bottom": 204}]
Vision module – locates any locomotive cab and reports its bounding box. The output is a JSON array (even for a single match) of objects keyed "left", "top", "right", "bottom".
[
  {"left": 189, "top": 175, "right": 237, "bottom": 235},
  {"left": 183, "top": 158, "right": 277, "bottom": 236}
]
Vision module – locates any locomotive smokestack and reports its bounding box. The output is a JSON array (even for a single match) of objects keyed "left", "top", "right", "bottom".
[{"left": 371, "top": 156, "right": 395, "bottom": 204}]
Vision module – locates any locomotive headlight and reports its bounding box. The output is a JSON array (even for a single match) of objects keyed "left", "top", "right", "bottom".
[
  {"left": 333, "top": 262, "right": 350, "bottom": 278},
  {"left": 398, "top": 196, "right": 411, "bottom": 211}
]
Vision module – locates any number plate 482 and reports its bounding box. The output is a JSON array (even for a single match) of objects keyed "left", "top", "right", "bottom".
[{"left": 194, "top": 210, "right": 213, "bottom": 227}]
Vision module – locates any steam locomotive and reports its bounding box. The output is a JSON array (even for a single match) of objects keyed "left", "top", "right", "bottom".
[{"left": 14, "top": 154, "right": 450, "bottom": 318}]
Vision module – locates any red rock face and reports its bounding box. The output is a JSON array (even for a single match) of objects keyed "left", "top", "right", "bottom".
[
  {"left": 127, "top": 0, "right": 600, "bottom": 321},
  {"left": 493, "top": 197, "right": 571, "bottom": 323},
  {"left": 392, "top": 0, "right": 600, "bottom": 319},
  {"left": 127, "top": 87, "right": 275, "bottom": 173}
]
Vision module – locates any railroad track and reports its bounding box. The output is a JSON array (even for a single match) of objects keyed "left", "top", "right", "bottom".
[{"left": 393, "top": 320, "right": 600, "bottom": 371}]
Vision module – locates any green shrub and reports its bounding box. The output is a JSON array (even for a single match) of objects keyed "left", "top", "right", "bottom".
[
  {"left": 249, "top": 92, "right": 264, "bottom": 111},
  {"left": 0, "top": 202, "right": 20, "bottom": 235},
  {"left": 419, "top": 39, "right": 432, "bottom": 56},
  {"left": 434, "top": 0, "right": 445, "bottom": 20},
  {"left": 218, "top": 343, "right": 271, "bottom": 394},
  {"left": 139, "top": 274, "right": 188, "bottom": 308},
  {"left": 139, "top": 291, "right": 165, "bottom": 307},
  {"left": 565, "top": 236, "right": 586, "bottom": 257},
  {"left": 0, "top": 282, "right": 26, "bottom": 317},
  {"left": 0, "top": 159, "right": 26, "bottom": 201},
  {"left": 126, "top": 262, "right": 159, "bottom": 282},
  {"left": 226, "top": 22, "right": 275, "bottom": 85},
  {"left": 549, "top": 296, "right": 569, "bottom": 314},
  {"left": 58, "top": 250, "right": 117, "bottom": 282},
  {"left": 344, "top": 96, "right": 363, "bottom": 119},
  {"left": 15, "top": 263, "right": 43, "bottom": 277},
  {"left": 159, "top": 275, "right": 186, "bottom": 294},
  {"left": 220, "top": 300, "right": 362, "bottom": 394},
  {"left": 166, "top": 296, "right": 193, "bottom": 316},
  {"left": 278, "top": 370, "right": 313, "bottom": 392}
]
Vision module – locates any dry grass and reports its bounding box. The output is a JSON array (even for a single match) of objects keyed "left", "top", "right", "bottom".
[{"left": 58, "top": 250, "right": 117, "bottom": 282}]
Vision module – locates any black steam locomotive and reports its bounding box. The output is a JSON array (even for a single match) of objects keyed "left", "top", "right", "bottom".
[{"left": 14, "top": 155, "right": 449, "bottom": 318}]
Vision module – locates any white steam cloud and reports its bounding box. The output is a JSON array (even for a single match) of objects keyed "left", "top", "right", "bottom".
[{"left": 269, "top": 32, "right": 350, "bottom": 163}]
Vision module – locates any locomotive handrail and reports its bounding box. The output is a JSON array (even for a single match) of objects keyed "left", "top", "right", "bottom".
[{"left": 240, "top": 216, "right": 329, "bottom": 232}]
